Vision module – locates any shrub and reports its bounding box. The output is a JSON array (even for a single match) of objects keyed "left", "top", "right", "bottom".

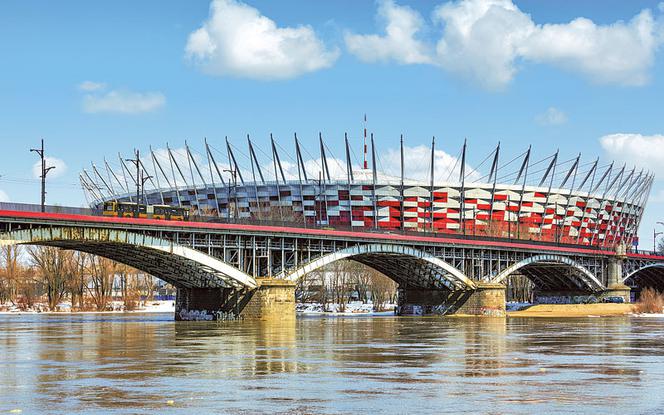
[{"left": 635, "top": 288, "right": 664, "bottom": 314}]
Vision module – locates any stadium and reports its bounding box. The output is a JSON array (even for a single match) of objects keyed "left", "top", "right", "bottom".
[{"left": 80, "top": 134, "right": 653, "bottom": 248}]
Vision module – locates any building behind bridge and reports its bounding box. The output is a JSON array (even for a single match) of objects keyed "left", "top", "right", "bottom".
[{"left": 81, "top": 136, "right": 653, "bottom": 248}]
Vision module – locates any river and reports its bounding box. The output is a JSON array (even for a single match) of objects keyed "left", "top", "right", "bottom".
[{"left": 1, "top": 314, "right": 663, "bottom": 414}]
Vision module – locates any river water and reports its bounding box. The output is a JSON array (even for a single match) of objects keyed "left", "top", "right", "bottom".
[{"left": 1, "top": 314, "right": 663, "bottom": 414}]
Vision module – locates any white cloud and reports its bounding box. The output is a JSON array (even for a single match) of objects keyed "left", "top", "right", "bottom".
[
  {"left": 32, "top": 156, "right": 67, "bottom": 180},
  {"left": 381, "top": 144, "right": 479, "bottom": 183},
  {"left": 433, "top": 0, "right": 535, "bottom": 90},
  {"left": 350, "top": 0, "right": 664, "bottom": 90},
  {"left": 78, "top": 81, "right": 106, "bottom": 92},
  {"left": 185, "top": 0, "right": 339, "bottom": 80},
  {"left": 522, "top": 9, "right": 661, "bottom": 86},
  {"left": 0, "top": 190, "right": 8, "bottom": 202},
  {"left": 82, "top": 90, "right": 165, "bottom": 114},
  {"left": 345, "top": 0, "right": 432, "bottom": 64},
  {"left": 599, "top": 133, "right": 663, "bottom": 174},
  {"left": 433, "top": 0, "right": 664, "bottom": 89},
  {"left": 536, "top": 107, "right": 567, "bottom": 126}
]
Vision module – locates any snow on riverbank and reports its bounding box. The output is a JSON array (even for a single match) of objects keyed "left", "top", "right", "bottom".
[
  {"left": 297, "top": 301, "right": 396, "bottom": 316},
  {"left": 631, "top": 313, "right": 664, "bottom": 318}
]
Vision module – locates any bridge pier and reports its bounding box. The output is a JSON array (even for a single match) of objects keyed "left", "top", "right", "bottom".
[
  {"left": 175, "top": 279, "right": 296, "bottom": 321},
  {"left": 601, "top": 257, "right": 631, "bottom": 303},
  {"left": 397, "top": 283, "right": 506, "bottom": 317}
]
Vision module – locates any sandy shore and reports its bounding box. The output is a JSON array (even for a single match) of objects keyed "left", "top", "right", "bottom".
[{"left": 508, "top": 303, "right": 635, "bottom": 317}]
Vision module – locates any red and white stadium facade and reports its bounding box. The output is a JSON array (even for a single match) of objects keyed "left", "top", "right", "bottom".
[{"left": 81, "top": 135, "right": 653, "bottom": 248}]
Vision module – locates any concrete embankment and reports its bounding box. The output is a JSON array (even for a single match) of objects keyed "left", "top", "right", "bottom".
[{"left": 508, "top": 303, "right": 634, "bottom": 317}]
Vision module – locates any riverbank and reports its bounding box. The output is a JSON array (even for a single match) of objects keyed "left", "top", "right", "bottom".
[{"left": 508, "top": 303, "right": 635, "bottom": 317}]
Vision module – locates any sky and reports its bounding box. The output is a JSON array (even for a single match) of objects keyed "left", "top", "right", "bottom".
[{"left": 1, "top": 0, "right": 663, "bottom": 246}]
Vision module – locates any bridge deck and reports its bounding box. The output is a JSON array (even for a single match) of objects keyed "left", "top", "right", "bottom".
[{"left": 2, "top": 209, "right": 662, "bottom": 260}]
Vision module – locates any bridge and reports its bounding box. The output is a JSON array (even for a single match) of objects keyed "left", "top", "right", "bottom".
[{"left": 1, "top": 208, "right": 663, "bottom": 320}]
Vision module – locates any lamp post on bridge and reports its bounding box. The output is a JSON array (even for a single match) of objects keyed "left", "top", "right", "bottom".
[
  {"left": 655, "top": 222, "right": 664, "bottom": 252},
  {"left": 140, "top": 170, "right": 153, "bottom": 207},
  {"left": 223, "top": 168, "right": 237, "bottom": 221},
  {"left": 125, "top": 149, "right": 151, "bottom": 218},
  {"left": 30, "top": 139, "right": 56, "bottom": 213}
]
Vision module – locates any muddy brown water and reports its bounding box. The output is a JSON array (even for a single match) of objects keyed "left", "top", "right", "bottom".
[{"left": 1, "top": 313, "right": 663, "bottom": 414}]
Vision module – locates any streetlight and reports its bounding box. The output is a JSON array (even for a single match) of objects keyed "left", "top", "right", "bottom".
[
  {"left": 125, "top": 149, "right": 143, "bottom": 218},
  {"left": 655, "top": 222, "right": 664, "bottom": 252},
  {"left": 30, "top": 139, "right": 56, "bottom": 212},
  {"left": 223, "top": 168, "right": 237, "bottom": 221},
  {"left": 140, "top": 171, "right": 153, "bottom": 208}
]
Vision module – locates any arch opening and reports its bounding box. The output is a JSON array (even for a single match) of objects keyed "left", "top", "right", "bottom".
[
  {"left": 280, "top": 244, "right": 475, "bottom": 291},
  {"left": 624, "top": 264, "right": 664, "bottom": 294},
  {"left": 0, "top": 227, "right": 257, "bottom": 290},
  {"left": 491, "top": 255, "right": 603, "bottom": 293}
]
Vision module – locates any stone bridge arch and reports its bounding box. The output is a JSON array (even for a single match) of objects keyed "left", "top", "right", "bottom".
[
  {"left": 490, "top": 254, "right": 604, "bottom": 292},
  {"left": 0, "top": 227, "right": 257, "bottom": 289},
  {"left": 624, "top": 264, "right": 664, "bottom": 292},
  {"left": 278, "top": 243, "right": 476, "bottom": 290}
]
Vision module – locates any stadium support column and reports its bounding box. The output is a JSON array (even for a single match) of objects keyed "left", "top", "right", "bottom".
[
  {"left": 400, "top": 135, "right": 404, "bottom": 232},
  {"left": 295, "top": 134, "right": 308, "bottom": 227},
  {"left": 271, "top": 134, "right": 286, "bottom": 222},
  {"left": 602, "top": 245, "right": 631, "bottom": 303},
  {"left": 515, "top": 146, "right": 530, "bottom": 240},
  {"left": 146, "top": 150, "right": 165, "bottom": 205},
  {"left": 488, "top": 142, "right": 500, "bottom": 231},
  {"left": 248, "top": 135, "right": 265, "bottom": 220},
  {"left": 319, "top": 133, "right": 331, "bottom": 226},
  {"left": 429, "top": 137, "right": 435, "bottom": 233},
  {"left": 345, "top": 133, "right": 354, "bottom": 228},
  {"left": 538, "top": 149, "right": 559, "bottom": 236},
  {"left": 575, "top": 158, "right": 599, "bottom": 244},
  {"left": 589, "top": 162, "right": 614, "bottom": 247},
  {"left": 205, "top": 138, "right": 224, "bottom": 217},
  {"left": 175, "top": 279, "right": 296, "bottom": 321},
  {"left": 371, "top": 133, "right": 378, "bottom": 229},
  {"left": 460, "top": 139, "right": 467, "bottom": 235}
]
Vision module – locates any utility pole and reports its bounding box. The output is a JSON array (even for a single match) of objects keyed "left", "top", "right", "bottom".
[
  {"left": 140, "top": 170, "right": 153, "bottom": 208},
  {"left": 224, "top": 168, "right": 238, "bottom": 221},
  {"left": 30, "top": 139, "right": 56, "bottom": 212},
  {"left": 125, "top": 149, "right": 142, "bottom": 218}
]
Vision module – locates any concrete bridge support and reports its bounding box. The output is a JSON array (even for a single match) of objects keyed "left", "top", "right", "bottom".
[
  {"left": 176, "top": 279, "right": 296, "bottom": 321},
  {"left": 397, "top": 283, "right": 506, "bottom": 317},
  {"left": 602, "top": 257, "right": 631, "bottom": 303}
]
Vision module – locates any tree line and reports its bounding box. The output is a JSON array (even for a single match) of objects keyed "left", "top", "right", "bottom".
[
  {"left": 0, "top": 246, "right": 164, "bottom": 312},
  {"left": 296, "top": 260, "right": 398, "bottom": 312}
]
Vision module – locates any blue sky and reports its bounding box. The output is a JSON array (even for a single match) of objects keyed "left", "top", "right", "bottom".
[{"left": 1, "top": 0, "right": 664, "bottom": 245}]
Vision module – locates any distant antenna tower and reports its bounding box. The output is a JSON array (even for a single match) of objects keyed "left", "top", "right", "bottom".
[{"left": 363, "top": 114, "right": 368, "bottom": 169}]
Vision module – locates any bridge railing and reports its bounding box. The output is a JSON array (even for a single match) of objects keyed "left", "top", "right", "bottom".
[{"left": 0, "top": 202, "right": 100, "bottom": 216}]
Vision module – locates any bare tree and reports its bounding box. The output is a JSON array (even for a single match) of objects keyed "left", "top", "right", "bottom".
[
  {"left": 0, "top": 245, "right": 21, "bottom": 304},
  {"left": 351, "top": 262, "right": 372, "bottom": 304},
  {"left": 507, "top": 275, "right": 533, "bottom": 303},
  {"left": 27, "top": 246, "right": 71, "bottom": 311},
  {"left": 67, "top": 252, "right": 88, "bottom": 310},
  {"left": 119, "top": 266, "right": 142, "bottom": 310},
  {"left": 86, "top": 256, "right": 116, "bottom": 311},
  {"left": 367, "top": 269, "right": 397, "bottom": 311},
  {"left": 326, "top": 261, "right": 354, "bottom": 312}
]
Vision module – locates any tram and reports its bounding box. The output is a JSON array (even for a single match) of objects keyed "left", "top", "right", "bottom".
[{"left": 102, "top": 201, "right": 189, "bottom": 221}]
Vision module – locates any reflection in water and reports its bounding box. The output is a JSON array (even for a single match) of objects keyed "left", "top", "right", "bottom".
[{"left": 1, "top": 314, "right": 664, "bottom": 414}]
